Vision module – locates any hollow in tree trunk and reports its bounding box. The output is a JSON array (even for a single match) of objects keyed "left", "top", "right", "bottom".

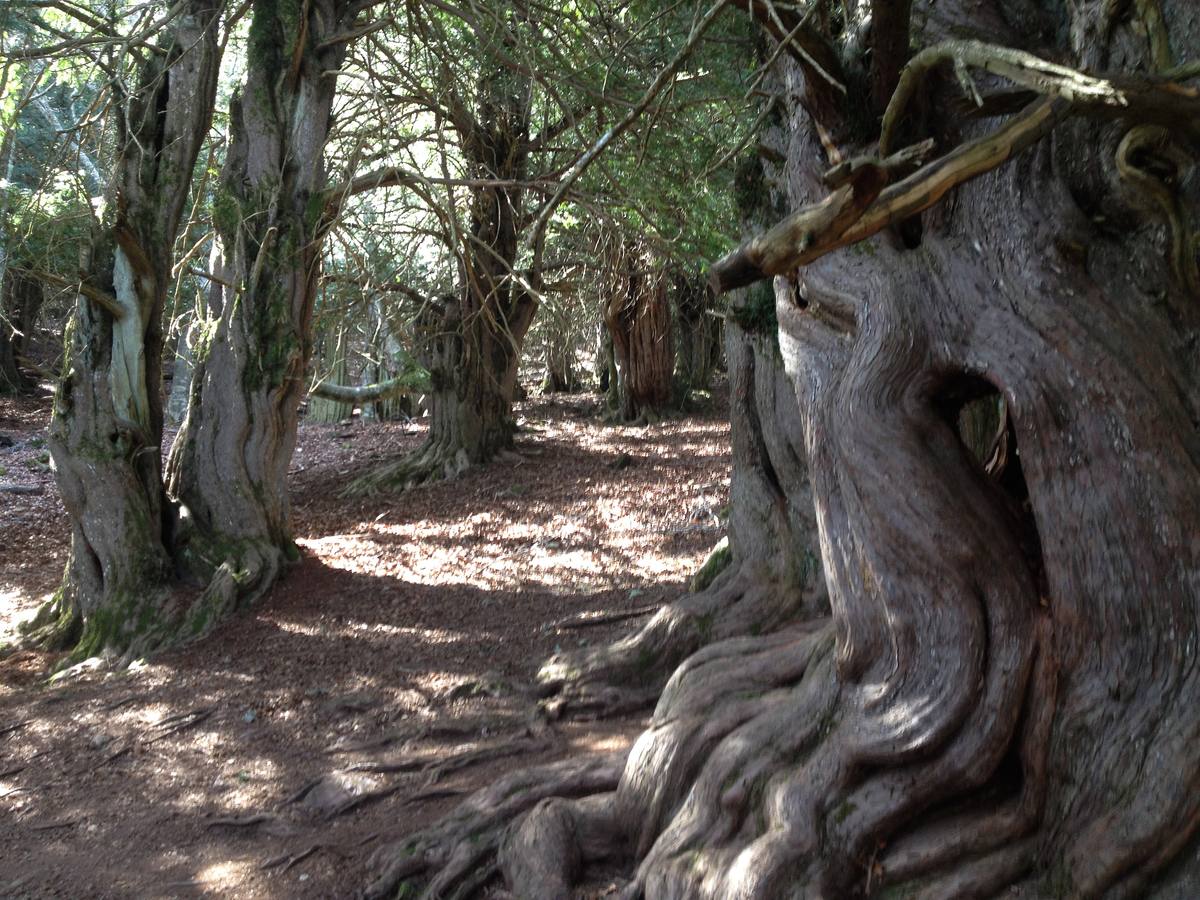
[{"left": 365, "top": 3, "right": 1200, "bottom": 897}]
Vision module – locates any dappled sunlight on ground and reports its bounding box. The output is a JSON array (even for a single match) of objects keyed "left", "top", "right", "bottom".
[{"left": 0, "top": 390, "right": 731, "bottom": 898}]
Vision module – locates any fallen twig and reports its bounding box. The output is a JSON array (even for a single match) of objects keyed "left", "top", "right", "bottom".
[
  {"left": 145, "top": 706, "right": 215, "bottom": 743},
  {"left": 0, "top": 484, "right": 43, "bottom": 495},
  {"left": 29, "top": 820, "right": 76, "bottom": 831},
  {"left": 206, "top": 813, "right": 278, "bottom": 829}
]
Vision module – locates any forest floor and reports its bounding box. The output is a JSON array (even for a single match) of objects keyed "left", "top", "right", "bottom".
[{"left": 0, "top": 386, "right": 731, "bottom": 899}]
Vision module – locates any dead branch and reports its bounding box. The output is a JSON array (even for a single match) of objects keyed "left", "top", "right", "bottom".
[
  {"left": 711, "top": 99, "right": 1063, "bottom": 292},
  {"left": 17, "top": 268, "right": 123, "bottom": 320},
  {"left": 309, "top": 373, "right": 431, "bottom": 403},
  {"left": 880, "top": 39, "right": 1200, "bottom": 155}
]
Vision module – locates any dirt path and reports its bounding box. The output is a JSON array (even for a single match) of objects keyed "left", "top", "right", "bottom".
[{"left": 0, "top": 390, "right": 730, "bottom": 899}]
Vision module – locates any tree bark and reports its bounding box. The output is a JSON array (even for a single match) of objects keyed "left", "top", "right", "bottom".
[
  {"left": 0, "top": 268, "right": 41, "bottom": 394},
  {"left": 368, "top": 2, "right": 1200, "bottom": 897},
  {"left": 29, "top": 3, "right": 221, "bottom": 658},
  {"left": 350, "top": 46, "right": 538, "bottom": 492},
  {"left": 672, "top": 271, "right": 720, "bottom": 400},
  {"left": 605, "top": 243, "right": 675, "bottom": 423},
  {"left": 165, "top": 0, "right": 355, "bottom": 615}
]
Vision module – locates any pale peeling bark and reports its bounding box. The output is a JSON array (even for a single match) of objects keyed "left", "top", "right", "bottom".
[
  {"left": 30, "top": 3, "right": 220, "bottom": 658},
  {"left": 369, "top": 1, "right": 1200, "bottom": 897}
]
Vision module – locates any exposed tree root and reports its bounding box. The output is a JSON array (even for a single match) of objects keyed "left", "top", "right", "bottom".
[
  {"left": 346, "top": 439, "right": 474, "bottom": 495},
  {"left": 361, "top": 753, "right": 625, "bottom": 900},
  {"left": 20, "top": 533, "right": 286, "bottom": 664},
  {"left": 18, "top": 593, "right": 82, "bottom": 653},
  {"left": 537, "top": 561, "right": 813, "bottom": 718}
]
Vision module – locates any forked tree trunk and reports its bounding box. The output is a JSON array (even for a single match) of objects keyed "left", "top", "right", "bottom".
[
  {"left": 366, "top": 3, "right": 1200, "bottom": 897},
  {"left": 605, "top": 244, "right": 675, "bottom": 423},
  {"left": 165, "top": 0, "right": 353, "bottom": 614},
  {"left": 27, "top": 3, "right": 220, "bottom": 657}
]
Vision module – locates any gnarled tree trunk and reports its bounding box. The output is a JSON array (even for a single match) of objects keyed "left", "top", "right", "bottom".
[
  {"left": 165, "top": 0, "right": 354, "bottom": 618},
  {"left": 351, "top": 49, "right": 537, "bottom": 491},
  {"left": 367, "top": 2, "right": 1200, "bottom": 898},
  {"left": 28, "top": 3, "right": 220, "bottom": 657}
]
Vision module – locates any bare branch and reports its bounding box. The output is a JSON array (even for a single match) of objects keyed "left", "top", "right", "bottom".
[
  {"left": 880, "top": 39, "right": 1200, "bottom": 155},
  {"left": 711, "top": 99, "right": 1063, "bottom": 292}
]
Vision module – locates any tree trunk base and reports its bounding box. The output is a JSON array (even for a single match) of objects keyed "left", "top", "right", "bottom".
[
  {"left": 346, "top": 439, "right": 475, "bottom": 495},
  {"left": 364, "top": 616, "right": 1080, "bottom": 899},
  {"left": 366, "top": 623, "right": 862, "bottom": 899},
  {"left": 537, "top": 561, "right": 809, "bottom": 719},
  {"left": 21, "top": 535, "right": 287, "bottom": 663},
  {"left": 19, "top": 592, "right": 82, "bottom": 653}
]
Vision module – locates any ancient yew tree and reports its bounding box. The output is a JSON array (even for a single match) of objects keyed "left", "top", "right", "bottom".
[
  {"left": 29, "top": 1, "right": 222, "bottom": 655},
  {"left": 366, "top": 1, "right": 1200, "bottom": 897},
  {"left": 28, "top": 0, "right": 366, "bottom": 658},
  {"left": 165, "top": 0, "right": 358, "bottom": 615}
]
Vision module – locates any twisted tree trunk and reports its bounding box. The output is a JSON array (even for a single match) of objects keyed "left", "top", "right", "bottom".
[
  {"left": 27, "top": 3, "right": 220, "bottom": 657},
  {"left": 367, "top": 2, "right": 1200, "bottom": 897},
  {"left": 165, "top": 0, "right": 354, "bottom": 619}
]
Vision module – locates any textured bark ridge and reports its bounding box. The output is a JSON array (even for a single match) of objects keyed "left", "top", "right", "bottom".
[
  {"left": 29, "top": 3, "right": 221, "bottom": 658},
  {"left": 367, "top": 2, "right": 1200, "bottom": 897},
  {"left": 605, "top": 243, "right": 676, "bottom": 423},
  {"left": 165, "top": 0, "right": 355, "bottom": 630}
]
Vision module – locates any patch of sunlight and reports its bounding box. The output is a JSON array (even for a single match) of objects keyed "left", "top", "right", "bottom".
[
  {"left": 0, "top": 586, "right": 21, "bottom": 615},
  {"left": 273, "top": 619, "right": 323, "bottom": 637},
  {"left": 342, "top": 622, "right": 483, "bottom": 645},
  {"left": 631, "top": 554, "right": 687, "bottom": 577},
  {"left": 194, "top": 858, "right": 254, "bottom": 891},
  {"left": 530, "top": 548, "right": 602, "bottom": 574},
  {"left": 569, "top": 732, "right": 634, "bottom": 754}
]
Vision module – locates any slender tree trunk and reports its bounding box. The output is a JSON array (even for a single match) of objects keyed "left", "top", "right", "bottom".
[
  {"left": 28, "top": 3, "right": 220, "bottom": 657},
  {"left": 0, "top": 269, "right": 40, "bottom": 394},
  {"left": 366, "top": 3, "right": 1200, "bottom": 897},
  {"left": 165, "top": 0, "right": 353, "bottom": 610}
]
